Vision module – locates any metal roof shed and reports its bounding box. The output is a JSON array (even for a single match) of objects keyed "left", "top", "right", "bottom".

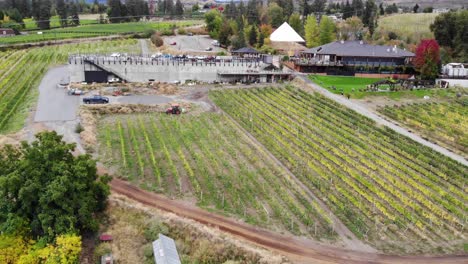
[{"left": 153, "top": 234, "right": 181, "bottom": 264}]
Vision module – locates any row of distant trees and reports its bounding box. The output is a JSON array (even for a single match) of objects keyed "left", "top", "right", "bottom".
[
  {"left": 0, "top": 0, "right": 81, "bottom": 30},
  {"left": 206, "top": 0, "right": 379, "bottom": 51}
]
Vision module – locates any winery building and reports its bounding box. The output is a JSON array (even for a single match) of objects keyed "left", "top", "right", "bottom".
[{"left": 292, "top": 40, "right": 415, "bottom": 76}]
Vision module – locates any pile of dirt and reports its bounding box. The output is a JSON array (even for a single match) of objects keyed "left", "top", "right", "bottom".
[
  {"left": 0, "top": 134, "right": 21, "bottom": 146},
  {"left": 70, "top": 82, "right": 180, "bottom": 96},
  {"left": 78, "top": 108, "right": 98, "bottom": 153},
  {"left": 82, "top": 102, "right": 191, "bottom": 115}
]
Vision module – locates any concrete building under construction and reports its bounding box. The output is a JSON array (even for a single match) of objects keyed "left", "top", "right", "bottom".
[{"left": 68, "top": 55, "right": 292, "bottom": 84}]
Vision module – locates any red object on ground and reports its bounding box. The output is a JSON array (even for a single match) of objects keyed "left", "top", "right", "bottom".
[{"left": 99, "top": 234, "right": 113, "bottom": 242}]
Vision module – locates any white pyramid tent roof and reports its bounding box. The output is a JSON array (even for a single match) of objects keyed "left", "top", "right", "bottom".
[{"left": 270, "top": 22, "right": 305, "bottom": 43}]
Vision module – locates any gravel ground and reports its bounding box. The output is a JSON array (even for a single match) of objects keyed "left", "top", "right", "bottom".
[{"left": 163, "top": 35, "right": 224, "bottom": 53}]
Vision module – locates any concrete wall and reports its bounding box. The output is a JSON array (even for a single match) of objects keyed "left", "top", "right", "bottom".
[{"left": 69, "top": 57, "right": 265, "bottom": 83}]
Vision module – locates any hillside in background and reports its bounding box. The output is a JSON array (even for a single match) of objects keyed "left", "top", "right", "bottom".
[
  {"left": 374, "top": 13, "right": 437, "bottom": 47},
  {"left": 329, "top": 0, "right": 465, "bottom": 9}
]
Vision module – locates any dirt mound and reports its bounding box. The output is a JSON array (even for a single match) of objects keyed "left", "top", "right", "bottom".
[
  {"left": 70, "top": 82, "right": 180, "bottom": 96},
  {"left": 0, "top": 135, "right": 20, "bottom": 146},
  {"left": 79, "top": 108, "right": 98, "bottom": 152}
]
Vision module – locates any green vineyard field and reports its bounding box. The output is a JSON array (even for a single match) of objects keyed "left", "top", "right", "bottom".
[
  {"left": 210, "top": 86, "right": 467, "bottom": 253},
  {"left": 98, "top": 113, "right": 338, "bottom": 239},
  {"left": 378, "top": 101, "right": 467, "bottom": 157},
  {"left": 0, "top": 39, "right": 140, "bottom": 133}
]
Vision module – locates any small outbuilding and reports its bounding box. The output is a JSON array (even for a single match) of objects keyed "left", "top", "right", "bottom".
[
  {"left": 231, "top": 47, "right": 261, "bottom": 59},
  {"left": 0, "top": 28, "right": 15, "bottom": 37},
  {"left": 153, "top": 234, "right": 181, "bottom": 264},
  {"left": 442, "top": 63, "right": 467, "bottom": 78}
]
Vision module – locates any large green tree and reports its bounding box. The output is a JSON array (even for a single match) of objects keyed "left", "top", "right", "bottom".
[
  {"left": 204, "top": 9, "right": 222, "bottom": 38},
  {"left": 174, "top": 0, "right": 184, "bottom": 16},
  {"left": 267, "top": 3, "right": 284, "bottom": 28},
  {"left": 304, "top": 15, "right": 319, "bottom": 47},
  {"left": 289, "top": 13, "right": 303, "bottom": 36},
  {"left": 32, "top": 0, "right": 52, "bottom": 29},
  {"left": 319, "top": 15, "right": 335, "bottom": 45},
  {"left": 430, "top": 10, "right": 468, "bottom": 62},
  {"left": 56, "top": 0, "right": 67, "bottom": 27},
  {"left": 0, "top": 131, "right": 110, "bottom": 241},
  {"left": 107, "top": 0, "right": 122, "bottom": 23},
  {"left": 69, "top": 0, "right": 80, "bottom": 26},
  {"left": 362, "top": 0, "right": 377, "bottom": 36}
]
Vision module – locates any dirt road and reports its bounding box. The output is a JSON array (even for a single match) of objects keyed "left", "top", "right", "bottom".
[{"left": 110, "top": 179, "right": 467, "bottom": 264}]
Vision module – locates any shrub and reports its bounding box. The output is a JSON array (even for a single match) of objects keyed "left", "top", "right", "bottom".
[
  {"left": 75, "top": 122, "right": 84, "bottom": 133},
  {"left": 142, "top": 29, "right": 156, "bottom": 38},
  {"left": 151, "top": 33, "right": 164, "bottom": 47},
  {"left": 388, "top": 31, "right": 398, "bottom": 40},
  {"left": 160, "top": 29, "right": 174, "bottom": 36},
  {"left": 178, "top": 27, "right": 186, "bottom": 35}
]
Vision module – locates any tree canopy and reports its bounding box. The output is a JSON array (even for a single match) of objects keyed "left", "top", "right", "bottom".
[
  {"left": 0, "top": 131, "right": 110, "bottom": 241},
  {"left": 305, "top": 15, "right": 320, "bottom": 48},
  {"left": 414, "top": 39, "right": 440, "bottom": 80},
  {"left": 430, "top": 10, "right": 468, "bottom": 62},
  {"left": 319, "top": 15, "right": 336, "bottom": 45}
]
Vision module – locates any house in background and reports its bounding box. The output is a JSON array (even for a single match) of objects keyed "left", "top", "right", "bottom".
[
  {"left": 0, "top": 28, "right": 15, "bottom": 37},
  {"left": 292, "top": 40, "right": 415, "bottom": 78}
]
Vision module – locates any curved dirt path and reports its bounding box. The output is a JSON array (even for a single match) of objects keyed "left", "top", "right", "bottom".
[
  {"left": 110, "top": 179, "right": 467, "bottom": 264},
  {"left": 298, "top": 76, "right": 468, "bottom": 166}
]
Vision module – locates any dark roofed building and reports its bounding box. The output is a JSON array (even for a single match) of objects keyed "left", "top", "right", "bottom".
[
  {"left": 293, "top": 40, "right": 415, "bottom": 75},
  {"left": 231, "top": 47, "right": 261, "bottom": 58},
  {"left": 0, "top": 28, "right": 15, "bottom": 37},
  {"left": 301, "top": 40, "right": 414, "bottom": 66}
]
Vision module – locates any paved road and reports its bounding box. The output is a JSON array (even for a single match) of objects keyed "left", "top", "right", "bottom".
[
  {"left": 299, "top": 75, "right": 468, "bottom": 166},
  {"left": 164, "top": 35, "right": 224, "bottom": 53},
  {"left": 139, "top": 39, "right": 149, "bottom": 56},
  {"left": 35, "top": 66, "right": 79, "bottom": 122}
]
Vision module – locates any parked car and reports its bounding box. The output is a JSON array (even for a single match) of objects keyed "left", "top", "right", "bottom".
[
  {"left": 205, "top": 47, "right": 213, "bottom": 51},
  {"left": 151, "top": 52, "right": 163, "bottom": 60},
  {"left": 211, "top": 40, "right": 220, "bottom": 47},
  {"left": 108, "top": 77, "right": 120, "bottom": 83},
  {"left": 187, "top": 32, "right": 193, "bottom": 36},
  {"left": 83, "top": 95, "right": 109, "bottom": 104},
  {"left": 170, "top": 42, "right": 177, "bottom": 45},
  {"left": 68, "top": 88, "right": 83, "bottom": 95},
  {"left": 110, "top": 53, "right": 121, "bottom": 57}
]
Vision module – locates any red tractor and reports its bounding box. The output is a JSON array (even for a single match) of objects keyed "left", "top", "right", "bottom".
[{"left": 166, "top": 104, "right": 183, "bottom": 115}]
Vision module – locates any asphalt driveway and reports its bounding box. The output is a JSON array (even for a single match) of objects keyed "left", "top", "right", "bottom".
[{"left": 34, "top": 66, "right": 79, "bottom": 122}]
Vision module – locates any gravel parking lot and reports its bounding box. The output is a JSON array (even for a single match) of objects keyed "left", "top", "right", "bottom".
[{"left": 163, "top": 35, "right": 224, "bottom": 53}]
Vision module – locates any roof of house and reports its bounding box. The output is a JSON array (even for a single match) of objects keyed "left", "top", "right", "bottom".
[
  {"left": 153, "top": 234, "right": 181, "bottom": 264},
  {"left": 302, "top": 41, "right": 414, "bottom": 58},
  {"left": 0, "top": 28, "right": 15, "bottom": 32},
  {"left": 232, "top": 47, "right": 259, "bottom": 54},
  {"left": 269, "top": 22, "right": 305, "bottom": 43}
]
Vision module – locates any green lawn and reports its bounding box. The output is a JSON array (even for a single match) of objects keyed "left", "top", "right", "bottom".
[
  {"left": 309, "top": 75, "right": 379, "bottom": 98},
  {"left": 308, "top": 75, "right": 464, "bottom": 100}
]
